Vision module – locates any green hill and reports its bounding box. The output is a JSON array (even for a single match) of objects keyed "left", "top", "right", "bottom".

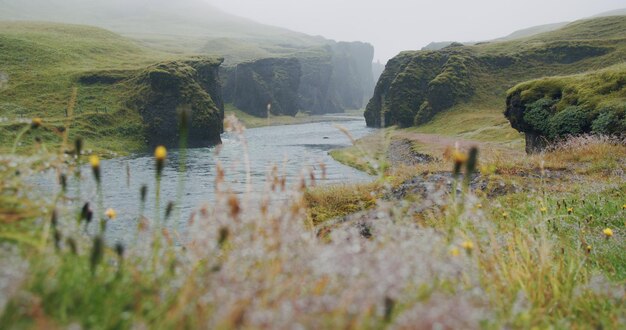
[
  {"left": 0, "top": 0, "right": 327, "bottom": 62},
  {"left": 0, "top": 22, "right": 224, "bottom": 153},
  {"left": 365, "top": 15, "right": 626, "bottom": 149}
]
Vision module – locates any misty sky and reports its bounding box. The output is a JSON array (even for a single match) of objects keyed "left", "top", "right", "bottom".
[{"left": 208, "top": 0, "right": 625, "bottom": 62}]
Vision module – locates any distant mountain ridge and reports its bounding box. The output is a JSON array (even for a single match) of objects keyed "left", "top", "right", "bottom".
[{"left": 421, "top": 8, "right": 626, "bottom": 51}]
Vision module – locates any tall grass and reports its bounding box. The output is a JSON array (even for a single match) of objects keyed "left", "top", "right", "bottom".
[{"left": 0, "top": 110, "right": 624, "bottom": 329}]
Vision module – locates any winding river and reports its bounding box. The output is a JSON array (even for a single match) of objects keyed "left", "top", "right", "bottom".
[{"left": 42, "top": 118, "right": 376, "bottom": 243}]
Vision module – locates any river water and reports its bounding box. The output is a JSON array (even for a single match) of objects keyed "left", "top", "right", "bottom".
[{"left": 44, "top": 118, "right": 376, "bottom": 243}]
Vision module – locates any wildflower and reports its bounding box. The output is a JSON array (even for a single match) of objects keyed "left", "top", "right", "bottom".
[
  {"left": 452, "top": 150, "right": 468, "bottom": 176},
  {"left": 476, "top": 203, "right": 482, "bottom": 209},
  {"left": 89, "top": 155, "right": 100, "bottom": 183},
  {"left": 540, "top": 207, "right": 547, "bottom": 213},
  {"left": 586, "top": 245, "right": 592, "bottom": 253},
  {"left": 461, "top": 240, "right": 474, "bottom": 252},
  {"left": 603, "top": 228, "right": 613, "bottom": 238},
  {"left": 502, "top": 212, "right": 509, "bottom": 219},
  {"left": 622, "top": 204, "right": 626, "bottom": 210},
  {"left": 449, "top": 247, "right": 460, "bottom": 257},
  {"left": 105, "top": 208, "right": 117, "bottom": 220},
  {"left": 567, "top": 207, "right": 573, "bottom": 214},
  {"left": 155, "top": 145, "right": 167, "bottom": 177},
  {"left": 31, "top": 117, "right": 42, "bottom": 128}
]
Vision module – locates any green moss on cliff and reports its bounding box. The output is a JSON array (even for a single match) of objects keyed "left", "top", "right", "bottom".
[
  {"left": 505, "top": 63, "right": 626, "bottom": 151},
  {"left": 366, "top": 15, "right": 626, "bottom": 147},
  {"left": 128, "top": 58, "right": 224, "bottom": 147}
]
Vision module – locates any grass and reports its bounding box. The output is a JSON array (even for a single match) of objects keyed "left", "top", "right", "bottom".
[
  {"left": 0, "top": 22, "right": 172, "bottom": 154},
  {"left": 0, "top": 108, "right": 625, "bottom": 328}
]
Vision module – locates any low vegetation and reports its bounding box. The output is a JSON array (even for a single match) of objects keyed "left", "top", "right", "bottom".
[{"left": 1, "top": 109, "right": 624, "bottom": 327}]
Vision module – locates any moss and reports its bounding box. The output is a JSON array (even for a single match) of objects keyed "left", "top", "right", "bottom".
[
  {"left": 128, "top": 58, "right": 224, "bottom": 147},
  {"left": 505, "top": 63, "right": 626, "bottom": 150}
]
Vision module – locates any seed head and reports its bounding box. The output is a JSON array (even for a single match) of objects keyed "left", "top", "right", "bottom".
[
  {"left": 105, "top": 208, "right": 117, "bottom": 220},
  {"left": 603, "top": 228, "right": 613, "bottom": 238},
  {"left": 74, "top": 138, "right": 83, "bottom": 157}
]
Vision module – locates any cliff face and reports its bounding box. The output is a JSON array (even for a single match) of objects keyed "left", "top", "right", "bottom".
[
  {"left": 364, "top": 49, "right": 474, "bottom": 128},
  {"left": 365, "top": 16, "right": 626, "bottom": 142},
  {"left": 222, "top": 41, "right": 375, "bottom": 117},
  {"left": 222, "top": 58, "right": 301, "bottom": 116},
  {"left": 128, "top": 58, "right": 224, "bottom": 147}
]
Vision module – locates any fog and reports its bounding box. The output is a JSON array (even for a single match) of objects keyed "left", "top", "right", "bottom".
[{"left": 208, "top": 0, "right": 625, "bottom": 62}]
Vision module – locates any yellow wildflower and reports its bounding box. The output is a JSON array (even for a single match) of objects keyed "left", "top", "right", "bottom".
[
  {"left": 462, "top": 240, "right": 474, "bottom": 251},
  {"left": 449, "top": 247, "right": 460, "bottom": 257},
  {"left": 31, "top": 117, "right": 43, "bottom": 128},
  {"left": 603, "top": 228, "right": 613, "bottom": 238},
  {"left": 89, "top": 155, "right": 100, "bottom": 169},
  {"left": 540, "top": 207, "right": 547, "bottom": 213},
  {"left": 567, "top": 207, "right": 573, "bottom": 214},
  {"left": 476, "top": 203, "right": 483, "bottom": 209},
  {"left": 502, "top": 212, "right": 509, "bottom": 218},
  {"left": 105, "top": 208, "right": 117, "bottom": 220},
  {"left": 155, "top": 145, "right": 167, "bottom": 161}
]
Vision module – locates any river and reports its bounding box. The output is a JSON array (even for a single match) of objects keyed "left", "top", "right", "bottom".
[{"left": 43, "top": 118, "right": 376, "bottom": 243}]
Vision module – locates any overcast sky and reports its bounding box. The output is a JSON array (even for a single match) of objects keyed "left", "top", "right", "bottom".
[{"left": 208, "top": 0, "right": 625, "bottom": 62}]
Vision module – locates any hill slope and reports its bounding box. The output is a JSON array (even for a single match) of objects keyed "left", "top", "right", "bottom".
[
  {"left": 0, "top": 0, "right": 326, "bottom": 60},
  {"left": 365, "top": 16, "right": 626, "bottom": 148},
  {"left": 0, "top": 22, "right": 224, "bottom": 152}
]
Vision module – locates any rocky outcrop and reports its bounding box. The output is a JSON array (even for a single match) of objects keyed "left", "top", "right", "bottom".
[
  {"left": 505, "top": 64, "right": 626, "bottom": 153},
  {"left": 128, "top": 57, "right": 224, "bottom": 147},
  {"left": 364, "top": 50, "right": 474, "bottom": 128},
  {"left": 222, "top": 41, "right": 375, "bottom": 117}
]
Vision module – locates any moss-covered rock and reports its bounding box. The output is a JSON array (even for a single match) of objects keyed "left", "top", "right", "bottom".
[
  {"left": 128, "top": 57, "right": 224, "bottom": 147},
  {"left": 366, "top": 16, "right": 626, "bottom": 135},
  {"left": 365, "top": 50, "right": 474, "bottom": 128},
  {"left": 505, "top": 64, "right": 626, "bottom": 153}
]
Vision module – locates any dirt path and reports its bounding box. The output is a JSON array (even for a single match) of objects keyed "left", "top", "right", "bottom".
[{"left": 390, "top": 131, "right": 525, "bottom": 164}]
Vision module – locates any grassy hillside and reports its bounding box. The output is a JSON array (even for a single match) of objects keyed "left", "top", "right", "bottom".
[
  {"left": 0, "top": 22, "right": 199, "bottom": 153},
  {"left": 366, "top": 15, "right": 626, "bottom": 148},
  {"left": 0, "top": 0, "right": 328, "bottom": 62}
]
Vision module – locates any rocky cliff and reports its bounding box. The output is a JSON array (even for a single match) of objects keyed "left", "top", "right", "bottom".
[
  {"left": 505, "top": 63, "right": 626, "bottom": 153},
  {"left": 127, "top": 57, "right": 224, "bottom": 147},
  {"left": 222, "top": 41, "right": 375, "bottom": 117},
  {"left": 364, "top": 48, "right": 474, "bottom": 128},
  {"left": 365, "top": 16, "right": 626, "bottom": 152}
]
